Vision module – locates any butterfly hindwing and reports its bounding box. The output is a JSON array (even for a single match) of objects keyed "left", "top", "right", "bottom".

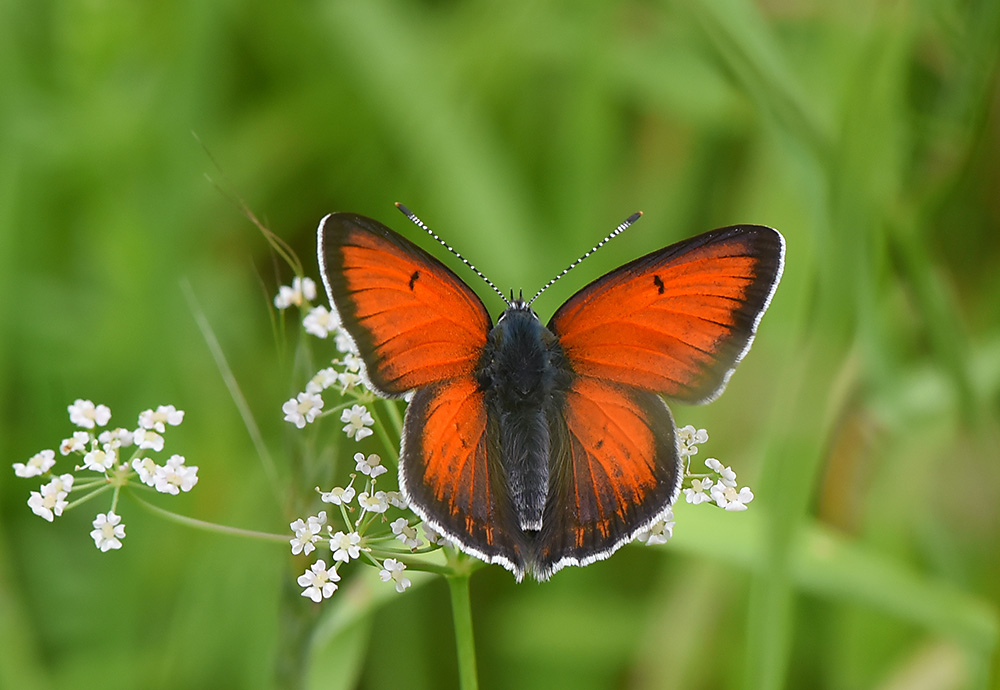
[
  {"left": 549, "top": 225, "right": 784, "bottom": 404},
  {"left": 400, "top": 377, "right": 527, "bottom": 578},
  {"left": 534, "top": 376, "right": 680, "bottom": 578},
  {"left": 318, "top": 213, "right": 492, "bottom": 396}
]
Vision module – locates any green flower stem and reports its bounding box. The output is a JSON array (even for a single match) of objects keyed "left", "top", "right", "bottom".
[
  {"left": 64, "top": 484, "right": 112, "bottom": 511},
  {"left": 132, "top": 493, "right": 289, "bottom": 543},
  {"left": 446, "top": 574, "right": 479, "bottom": 690},
  {"left": 109, "top": 486, "right": 121, "bottom": 514},
  {"left": 367, "top": 402, "right": 400, "bottom": 462},
  {"left": 318, "top": 398, "right": 361, "bottom": 420},
  {"left": 381, "top": 398, "right": 403, "bottom": 435},
  {"left": 70, "top": 478, "right": 106, "bottom": 489}
]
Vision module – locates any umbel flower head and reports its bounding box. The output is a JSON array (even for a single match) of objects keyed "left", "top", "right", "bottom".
[
  {"left": 13, "top": 400, "right": 196, "bottom": 552},
  {"left": 290, "top": 463, "right": 423, "bottom": 601}
]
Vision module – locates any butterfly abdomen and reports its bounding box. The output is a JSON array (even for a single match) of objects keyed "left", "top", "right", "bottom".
[{"left": 478, "top": 304, "right": 572, "bottom": 533}]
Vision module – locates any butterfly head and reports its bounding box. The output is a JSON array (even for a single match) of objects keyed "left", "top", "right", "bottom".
[{"left": 498, "top": 291, "right": 536, "bottom": 322}]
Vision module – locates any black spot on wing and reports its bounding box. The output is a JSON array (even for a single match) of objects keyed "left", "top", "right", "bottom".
[{"left": 409, "top": 270, "right": 420, "bottom": 291}]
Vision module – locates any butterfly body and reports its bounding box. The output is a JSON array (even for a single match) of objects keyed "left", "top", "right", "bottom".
[
  {"left": 318, "top": 211, "right": 784, "bottom": 581},
  {"left": 478, "top": 301, "right": 571, "bottom": 532}
]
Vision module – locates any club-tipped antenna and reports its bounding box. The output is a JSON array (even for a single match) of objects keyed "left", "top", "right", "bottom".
[
  {"left": 396, "top": 203, "right": 510, "bottom": 306},
  {"left": 527, "top": 211, "right": 642, "bottom": 306}
]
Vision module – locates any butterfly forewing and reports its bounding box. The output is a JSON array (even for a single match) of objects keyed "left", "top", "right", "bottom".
[
  {"left": 548, "top": 225, "right": 784, "bottom": 404},
  {"left": 318, "top": 213, "right": 492, "bottom": 396}
]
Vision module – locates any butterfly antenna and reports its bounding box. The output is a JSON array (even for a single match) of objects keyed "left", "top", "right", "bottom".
[
  {"left": 527, "top": 211, "right": 642, "bottom": 306},
  {"left": 396, "top": 203, "right": 510, "bottom": 307}
]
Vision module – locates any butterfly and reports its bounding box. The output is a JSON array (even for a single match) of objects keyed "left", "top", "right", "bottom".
[{"left": 317, "top": 206, "right": 784, "bottom": 581}]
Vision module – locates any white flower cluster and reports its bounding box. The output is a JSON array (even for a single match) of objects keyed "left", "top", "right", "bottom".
[
  {"left": 291, "top": 451, "right": 418, "bottom": 602},
  {"left": 635, "top": 425, "right": 755, "bottom": 550},
  {"left": 274, "top": 277, "right": 378, "bottom": 437},
  {"left": 677, "top": 425, "right": 755, "bottom": 512},
  {"left": 12, "top": 400, "right": 196, "bottom": 552}
]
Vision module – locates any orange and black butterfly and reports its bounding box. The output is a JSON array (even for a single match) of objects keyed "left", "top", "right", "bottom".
[{"left": 317, "top": 206, "right": 784, "bottom": 581}]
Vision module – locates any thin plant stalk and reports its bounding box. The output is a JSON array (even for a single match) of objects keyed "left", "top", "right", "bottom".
[{"left": 446, "top": 574, "right": 479, "bottom": 690}]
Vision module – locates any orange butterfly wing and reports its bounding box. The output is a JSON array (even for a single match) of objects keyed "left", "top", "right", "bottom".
[
  {"left": 317, "top": 213, "right": 492, "bottom": 396},
  {"left": 401, "top": 378, "right": 527, "bottom": 577},
  {"left": 534, "top": 378, "right": 680, "bottom": 578},
  {"left": 549, "top": 225, "right": 785, "bottom": 404},
  {"left": 533, "top": 225, "right": 783, "bottom": 576}
]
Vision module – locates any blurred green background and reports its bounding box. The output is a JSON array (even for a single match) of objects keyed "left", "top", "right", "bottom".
[{"left": 2, "top": 0, "right": 998, "bottom": 689}]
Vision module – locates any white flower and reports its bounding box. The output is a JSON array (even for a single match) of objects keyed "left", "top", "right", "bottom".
[
  {"left": 26, "top": 475, "right": 74, "bottom": 522},
  {"left": 303, "top": 306, "right": 339, "bottom": 339},
  {"left": 97, "top": 427, "right": 133, "bottom": 449},
  {"left": 68, "top": 399, "right": 111, "bottom": 429},
  {"left": 59, "top": 431, "right": 91, "bottom": 456},
  {"left": 14, "top": 449, "right": 56, "bottom": 478},
  {"left": 306, "top": 511, "right": 327, "bottom": 530},
  {"left": 274, "top": 286, "right": 295, "bottom": 310},
  {"left": 391, "top": 518, "right": 421, "bottom": 549},
  {"left": 300, "top": 277, "right": 317, "bottom": 301},
  {"left": 354, "top": 452, "right": 387, "bottom": 478},
  {"left": 153, "top": 454, "right": 199, "bottom": 495},
  {"left": 677, "top": 424, "right": 709, "bottom": 446},
  {"left": 82, "top": 447, "right": 115, "bottom": 472},
  {"left": 46, "top": 473, "right": 74, "bottom": 494},
  {"left": 329, "top": 531, "right": 362, "bottom": 563},
  {"left": 337, "top": 371, "right": 362, "bottom": 393},
  {"left": 319, "top": 485, "right": 356, "bottom": 506},
  {"left": 290, "top": 512, "right": 327, "bottom": 556},
  {"left": 340, "top": 405, "right": 374, "bottom": 441},
  {"left": 334, "top": 330, "right": 356, "bottom": 354},
  {"left": 133, "top": 428, "right": 165, "bottom": 452},
  {"left": 27, "top": 492, "right": 54, "bottom": 521},
  {"left": 379, "top": 558, "right": 411, "bottom": 593},
  {"left": 342, "top": 353, "right": 362, "bottom": 373},
  {"left": 297, "top": 559, "right": 340, "bottom": 602},
  {"left": 289, "top": 520, "right": 314, "bottom": 555},
  {"left": 132, "top": 457, "right": 159, "bottom": 487},
  {"left": 710, "top": 481, "right": 754, "bottom": 511},
  {"left": 138, "top": 405, "right": 184, "bottom": 433},
  {"left": 274, "top": 276, "right": 317, "bottom": 310},
  {"left": 683, "top": 477, "right": 715, "bottom": 505},
  {"left": 385, "top": 491, "right": 408, "bottom": 510},
  {"left": 635, "top": 510, "right": 675, "bottom": 545},
  {"left": 677, "top": 424, "right": 709, "bottom": 459},
  {"left": 358, "top": 490, "right": 389, "bottom": 514},
  {"left": 423, "top": 524, "right": 453, "bottom": 548},
  {"left": 305, "top": 367, "right": 339, "bottom": 394},
  {"left": 705, "top": 458, "right": 737, "bottom": 487},
  {"left": 90, "top": 512, "right": 125, "bottom": 551},
  {"left": 282, "top": 392, "right": 324, "bottom": 429}
]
